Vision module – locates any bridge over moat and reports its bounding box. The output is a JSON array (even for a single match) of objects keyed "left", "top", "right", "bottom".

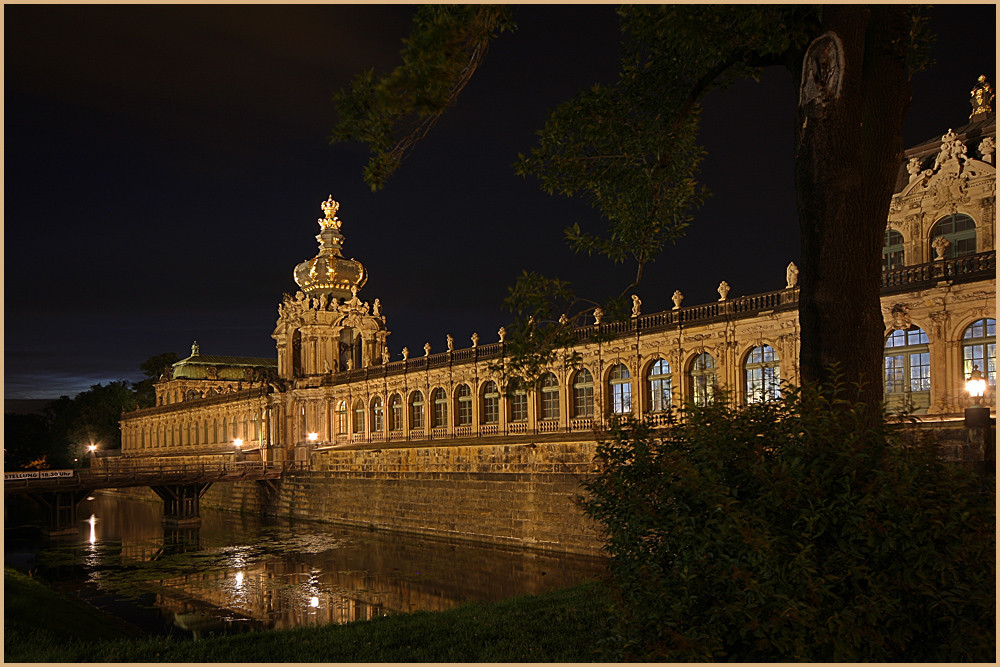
[{"left": 5, "top": 461, "right": 295, "bottom": 535}]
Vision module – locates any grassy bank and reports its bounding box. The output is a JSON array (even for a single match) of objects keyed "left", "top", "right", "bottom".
[{"left": 4, "top": 566, "right": 615, "bottom": 662}]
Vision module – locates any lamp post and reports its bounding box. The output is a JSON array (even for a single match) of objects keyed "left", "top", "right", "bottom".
[{"left": 963, "top": 365, "right": 993, "bottom": 473}]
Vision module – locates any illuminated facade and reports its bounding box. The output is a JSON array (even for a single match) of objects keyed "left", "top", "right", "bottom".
[{"left": 121, "top": 80, "right": 996, "bottom": 466}]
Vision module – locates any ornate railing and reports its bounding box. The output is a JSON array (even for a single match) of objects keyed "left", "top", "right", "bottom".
[
  {"left": 881, "top": 250, "right": 995, "bottom": 293},
  {"left": 123, "top": 387, "right": 269, "bottom": 419}
]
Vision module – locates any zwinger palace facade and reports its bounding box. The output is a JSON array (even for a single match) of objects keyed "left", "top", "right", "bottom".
[{"left": 120, "top": 81, "right": 996, "bottom": 470}]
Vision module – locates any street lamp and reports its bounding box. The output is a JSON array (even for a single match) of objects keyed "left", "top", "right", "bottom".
[
  {"left": 307, "top": 432, "right": 318, "bottom": 443},
  {"left": 87, "top": 444, "right": 97, "bottom": 454},
  {"left": 966, "top": 365, "right": 987, "bottom": 406},
  {"left": 233, "top": 438, "right": 243, "bottom": 448}
]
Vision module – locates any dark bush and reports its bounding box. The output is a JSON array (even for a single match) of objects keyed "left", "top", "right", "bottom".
[{"left": 581, "top": 384, "right": 995, "bottom": 661}]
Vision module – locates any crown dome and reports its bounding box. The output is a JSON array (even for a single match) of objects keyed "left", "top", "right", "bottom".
[{"left": 293, "top": 196, "right": 367, "bottom": 299}]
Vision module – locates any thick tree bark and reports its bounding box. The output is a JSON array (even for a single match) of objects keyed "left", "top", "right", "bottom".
[{"left": 794, "top": 5, "right": 911, "bottom": 413}]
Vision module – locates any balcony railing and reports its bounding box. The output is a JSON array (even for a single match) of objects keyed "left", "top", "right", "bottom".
[{"left": 881, "top": 250, "right": 995, "bottom": 293}]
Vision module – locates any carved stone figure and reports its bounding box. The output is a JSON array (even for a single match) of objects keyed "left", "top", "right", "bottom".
[
  {"left": 932, "top": 236, "right": 951, "bottom": 259},
  {"left": 785, "top": 262, "right": 799, "bottom": 288},
  {"left": 498, "top": 327, "right": 506, "bottom": 343},
  {"left": 906, "top": 157, "right": 923, "bottom": 181},
  {"left": 933, "top": 129, "right": 958, "bottom": 172},
  {"left": 372, "top": 298, "right": 381, "bottom": 317},
  {"left": 381, "top": 347, "right": 390, "bottom": 364},
  {"left": 471, "top": 332, "right": 479, "bottom": 348},
  {"left": 424, "top": 342, "right": 431, "bottom": 356},
  {"left": 295, "top": 291, "right": 305, "bottom": 303},
  {"left": 446, "top": 334, "right": 454, "bottom": 352},
  {"left": 351, "top": 284, "right": 358, "bottom": 299},
  {"left": 558, "top": 313, "right": 568, "bottom": 326},
  {"left": 671, "top": 290, "right": 684, "bottom": 310},
  {"left": 889, "top": 303, "right": 911, "bottom": 330},
  {"left": 979, "top": 136, "right": 995, "bottom": 164},
  {"left": 593, "top": 307, "right": 603, "bottom": 325},
  {"left": 631, "top": 295, "right": 642, "bottom": 318},
  {"left": 717, "top": 281, "right": 730, "bottom": 301},
  {"left": 324, "top": 359, "right": 332, "bottom": 374},
  {"left": 401, "top": 347, "right": 409, "bottom": 360},
  {"left": 345, "top": 357, "right": 353, "bottom": 371}
]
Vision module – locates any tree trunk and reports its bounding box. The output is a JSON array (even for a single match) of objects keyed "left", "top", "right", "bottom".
[{"left": 794, "top": 5, "right": 911, "bottom": 414}]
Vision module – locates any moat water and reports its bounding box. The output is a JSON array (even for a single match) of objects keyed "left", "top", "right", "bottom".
[{"left": 4, "top": 492, "right": 606, "bottom": 638}]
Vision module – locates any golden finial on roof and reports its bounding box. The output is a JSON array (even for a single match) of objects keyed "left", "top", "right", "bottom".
[
  {"left": 970, "top": 75, "right": 994, "bottom": 119},
  {"left": 319, "top": 195, "right": 342, "bottom": 230}
]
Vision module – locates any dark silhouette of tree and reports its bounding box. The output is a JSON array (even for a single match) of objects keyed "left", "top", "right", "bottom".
[{"left": 333, "top": 5, "right": 932, "bottom": 411}]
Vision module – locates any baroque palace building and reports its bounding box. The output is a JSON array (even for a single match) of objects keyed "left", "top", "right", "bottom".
[{"left": 120, "top": 80, "right": 996, "bottom": 470}]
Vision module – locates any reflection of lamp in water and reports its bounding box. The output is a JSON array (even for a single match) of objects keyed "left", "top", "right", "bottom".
[
  {"left": 87, "top": 514, "right": 97, "bottom": 545},
  {"left": 310, "top": 596, "right": 320, "bottom": 608},
  {"left": 235, "top": 571, "right": 244, "bottom": 587}
]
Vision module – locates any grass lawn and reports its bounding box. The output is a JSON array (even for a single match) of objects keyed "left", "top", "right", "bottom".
[{"left": 4, "top": 566, "right": 616, "bottom": 662}]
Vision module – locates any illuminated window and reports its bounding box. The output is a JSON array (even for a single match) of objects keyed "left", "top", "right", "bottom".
[
  {"left": 456, "top": 384, "right": 473, "bottom": 426},
  {"left": 884, "top": 326, "right": 930, "bottom": 412},
  {"left": 539, "top": 373, "right": 559, "bottom": 420},
  {"left": 409, "top": 391, "right": 424, "bottom": 429},
  {"left": 482, "top": 381, "right": 499, "bottom": 424},
  {"left": 389, "top": 394, "right": 403, "bottom": 431},
  {"left": 432, "top": 388, "right": 448, "bottom": 428},
  {"left": 745, "top": 345, "right": 781, "bottom": 403},
  {"left": 509, "top": 378, "right": 528, "bottom": 422},
  {"left": 608, "top": 364, "right": 632, "bottom": 414},
  {"left": 336, "top": 400, "right": 348, "bottom": 435},
  {"left": 882, "top": 229, "right": 904, "bottom": 271},
  {"left": 689, "top": 352, "right": 716, "bottom": 407},
  {"left": 930, "top": 214, "right": 977, "bottom": 258},
  {"left": 353, "top": 399, "right": 365, "bottom": 433},
  {"left": 572, "top": 369, "right": 594, "bottom": 418},
  {"left": 371, "top": 396, "right": 384, "bottom": 432},
  {"left": 647, "top": 359, "right": 672, "bottom": 412},
  {"left": 963, "top": 318, "right": 996, "bottom": 387}
]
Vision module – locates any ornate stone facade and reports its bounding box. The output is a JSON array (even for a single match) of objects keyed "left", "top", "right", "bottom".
[{"left": 121, "top": 82, "right": 996, "bottom": 469}]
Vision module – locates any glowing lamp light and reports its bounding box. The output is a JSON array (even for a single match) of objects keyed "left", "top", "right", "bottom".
[
  {"left": 233, "top": 438, "right": 243, "bottom": 448},
  {"left": 310, "top": 596, "right": 320, "bottom": 608},
  {"left": 966, "top": 365, "right": 987, "bottom": 405},
  {"left": 307, "top": 432, "right": 319, "bottom": 442},
  {"left": 87, "top": 444, "right": 97, "bottom": 453}
]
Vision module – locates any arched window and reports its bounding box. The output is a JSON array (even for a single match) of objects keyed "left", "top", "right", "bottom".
[
  {"left": 455, "top": 384, "right": 473, "bottom": 426},
  {"left": 572, "top": 369, "right": 594, "bottom": 418},
  {"left": 963, "top": 318, "right": 996, "bottom": 387},
  {"left": 689, "top": 352, "right": 716, "bottom": 407},
  {"left": 204, "top": 421, "right": 210, "bottom": 443},
  {"left": 432, "top": 388, "right": 448, "bottom": 428},
  {"left": 371, "top": 396, "right": 384, "bottom": 432},
  {"left": 212, "top": 419, "right": 219, "bottom": 443},
  {"left": 509, "top": 377, "right": 528, "bottom": 422},
  {"left": 930, "top": 214, "right": 977, "bottom": 258},
  {"left": 884, "top": 325, "right": 930, "bottom": 412},
  {"left": 647, "top": 359, "right": 672, "bottom": 412},
  {"left": 185, "top": 389, "right": 199, "bottom": 401},
  {"left": 336, "top": 400, "right": 348, "bottom": 435},
  {"left": 608, "top": 364, "right": 632, "bottom": 415},
  {"left": 745, "top": 345, "right": 781, "bottom": 403},
  {"left": 221, "top": 418, "right": 228, "bottom": 443},
  {"left": 410, "top": 391, "right": 424, "bottom": 429},
  {"left": 882, "top": 229, "right": 905, "bottom": 271},
  {"left": 482, "top": 381, "right": 500, "bottom": 424},
  {"left": 353, "top": 399, "right": 365, "bottom": 433},
  {"left": 539, "top": 373, "right": 560, "bottom": 420},
  {"left": 389, "top": 394, "right": 403, "bottom": 431}
]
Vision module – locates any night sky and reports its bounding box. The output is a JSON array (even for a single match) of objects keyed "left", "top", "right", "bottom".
[{"left": 4, "top": 5, "right": 996, "bottom": 401}]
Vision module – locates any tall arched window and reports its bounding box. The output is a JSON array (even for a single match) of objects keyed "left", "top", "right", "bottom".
[
  {"left": 745, "top": 345, "right": 781, "bottom": 403},
  {"left": 963, "top": 318, "right": 996, "bottom": 387},
  {"left": 353, "top": 399, "right": 365, "bottom": 433},
  {"left": 455, "top": 384, "right": 473, "bottom": 426},
  {"left": 539, "top": 373, "right": 560, "bottom": 420},
  {"left": 204, "top": 421, "right": 210, "bottom": 443},
  {"left": 509, "top": 377, "right": 528, "bottom": 422},
  {"left": 689, "top": 352, "right": 716, "bottom": 407},
  {"left": 647, "top": 359, "right": 672, "bottom": 412},
  {"left": 572, "top": 369, "right": 594, "bottom": 418},
  {"left": 930, "top": 213, "right": 977, "bottom": 258},
  {"left": 389, "top": 394, "right": 403, "bottom": 431},
  {"left": 482, "top": 381, "right": 500, "bottom": 424},
  {"left": 371, "top": 396, "right": 384, "bottom": 432},
  {"left": 409, "top": 391, "right": 424, "bottom": 429},
  {"left": 336, "top": 400, "right": 348, "bottom": 435},
  {"left": 882, "top": 229, "right": 905, "bottom": 270},
  {"left": 432, "top": 388, "right": 448, "bottom": 427},
  {"left": 608, "top": 363, "right": 632, "bottom": 414},
  {"left": 884, "top": 325, "right": 930, "bottom": 412}
]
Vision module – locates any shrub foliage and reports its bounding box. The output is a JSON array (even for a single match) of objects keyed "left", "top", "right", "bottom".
[{"left": 581, "top": 384, "right": 995, "bottom": 661}]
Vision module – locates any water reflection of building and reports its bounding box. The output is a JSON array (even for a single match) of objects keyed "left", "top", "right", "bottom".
[{"left": 116, "top": 81, "right": 996, "bottom": 551}]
